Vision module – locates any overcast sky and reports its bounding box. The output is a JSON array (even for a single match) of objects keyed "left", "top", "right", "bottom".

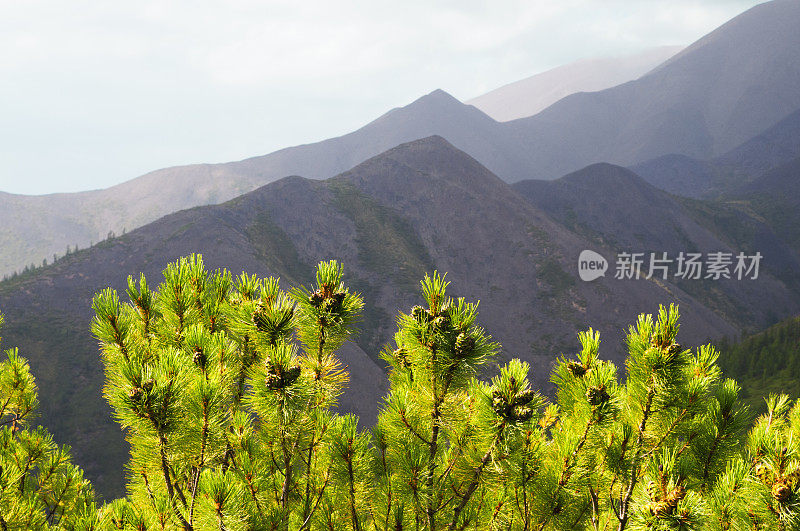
[{"left": 0, "top": 0, "right": 764, "bottom": 195}]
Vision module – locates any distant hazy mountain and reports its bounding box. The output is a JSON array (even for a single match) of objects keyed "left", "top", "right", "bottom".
[
  {"left": 3, "top": 137, "right": 770, "bottom": 499},
  {"left": 631, "top": 106, "right": 800, "bottom": 199},
  {"left": 505, "top": 0, "right": 800, "bottom": 180},
  {"left": 0, "top": 90, "right": 525, "bottom": 278},
  {"left": 467, "top": 46, "right": 682, "bottom": 122}
]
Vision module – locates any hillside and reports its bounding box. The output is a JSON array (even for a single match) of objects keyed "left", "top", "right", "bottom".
[
  {"left": 512, "top": 163, "right": 800, "bottom": 330},
  {"left": 717, "top": 315, "right": 800, "bottom": 413},
  {"left": 0, "top": 90, "right": 526, "bottom": 278},
  {"left": 735, "top": 156, "right": 800, "bottom": 253},
  {"left": 0, "top": 137, "right": 755, "bottom": 499}
]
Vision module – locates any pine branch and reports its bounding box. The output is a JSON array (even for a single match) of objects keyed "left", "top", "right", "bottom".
[
  {"left": 425, "top": 345, "right": 442, "bottom": 530},
  {"left": 616, "top": 387, "right": 654, "bottom": 530},
  {"left": 159, "top": 436, "right": 192, "bottom": 530},
  {"left": 346, "top": 445, "right": 362, "bottom": 531},
  {"left": 447, "top": 436, "right": 498, "bottom": 531},
  {"left": 399, "top": 409, "right": 431, "bottom": 446},
  {"left": 536, "top": 417, "right": 594, "bottom": 531},
  {"left": 189, "top": 397, "right": 211, "bottom": 526}
]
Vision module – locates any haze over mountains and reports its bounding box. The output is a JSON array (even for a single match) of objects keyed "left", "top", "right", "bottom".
[
  {"left": 0, "top": 0, "right": 799, "bottom": 502},
  {"left": 467, "top": 46, "right": 683, "bottom": 122},
  {"left": 2, "top": 0, "right": 799, "bottom": 278}
]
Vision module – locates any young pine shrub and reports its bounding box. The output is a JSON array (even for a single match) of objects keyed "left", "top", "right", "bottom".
[
  {"left": 8, "top": 254, "right": 800, "bottom": 529},
  {"left": 92, "top": 256, "right": 362, "bottom": 530},
  {"left": 86, "top": 259, "right": 800, "bottom": 529},
  {"left": 0, "top": 315, "right": 96, "bottom": 529}
]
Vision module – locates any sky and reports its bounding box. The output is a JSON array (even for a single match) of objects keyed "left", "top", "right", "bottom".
[{"left": 0, "top": 0, "right": 765, "bottom": 195}]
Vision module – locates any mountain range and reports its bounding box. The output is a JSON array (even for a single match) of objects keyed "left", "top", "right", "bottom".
[
  {"left": 2, "top": 136, "right": 799, "bottom": 498},
  {"left": 2, "top": 0, "right": 799, "bottom": 278}
]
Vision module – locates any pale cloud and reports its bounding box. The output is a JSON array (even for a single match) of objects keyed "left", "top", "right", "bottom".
[{"left": 0, "top": 0, "right": 764, "bottom": 194}]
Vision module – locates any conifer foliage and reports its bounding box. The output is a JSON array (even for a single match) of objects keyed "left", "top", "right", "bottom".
[
  {"left": 0, "top": 314, "right": 97, "bottom": 529},
  {"left": 4, "top": 254, "right": 800, "bottom": 529}
]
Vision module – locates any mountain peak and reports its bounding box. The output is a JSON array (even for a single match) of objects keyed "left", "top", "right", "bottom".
[
  {"left": 395, "top": 89, "right": 467, "bottom": 115},
  {"left": 558, "top": 162, "right": 648, "bottom": 188},
  {"left": 419, "top": 88, "right": 460, "bottom": 104},
  {"left": 336, "top": 135, "right": 508, "bottom": 196}
]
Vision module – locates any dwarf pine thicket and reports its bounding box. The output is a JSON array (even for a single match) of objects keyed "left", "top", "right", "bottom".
[{"left": 2, "top": 255, "right": 800, "bottom": 529}]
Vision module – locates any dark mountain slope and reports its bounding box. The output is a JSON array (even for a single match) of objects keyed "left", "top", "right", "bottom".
[
  {"left": 0, "top": 137, "right": 742, "bottom": 499},
  {"left": 735, "top": 157, "right": 800, "bottom": 252},
  {"left": 717, "top": 107, "right": 800, "bottom": 175},
  {"left": 628, "top": 155, "right": 738, "bottom": 199},
  {"left": 717, "top": 314, "right": 800, "bottom": 413},
  {"left": 513, "top": 163, "right": 800, "bottom": 329}
]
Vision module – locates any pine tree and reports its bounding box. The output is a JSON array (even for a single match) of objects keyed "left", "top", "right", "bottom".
[
  {"left": 5, "top": 254, "right": 800, "bottom": 529},
  {"left": 0, "top": 314, "right": 98, "bottom": 529},
  {"left": 91, "top": 256, "right": 363, "bottom": 529}
]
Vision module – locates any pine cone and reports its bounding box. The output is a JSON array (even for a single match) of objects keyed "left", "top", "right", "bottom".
[
  {"left": 513, "top": 406, "right": 533, "bottom": 422},
  {"left": 284, "top": 366, "right": 301, "bottom": 386},
  {"left": 665, "top": 485, "right": 685, "bottom": 505},
  {"left": 646, "top": 480, "right": 660, "bottom": 501},
  {"left": 193, "top": 346, "right": 206, "bottom": 368},
  {"left": 586, "top": 385, "right": 610, "bottom": 406},
  {"left": 514, "top": 389, "right": 536, "bottom": 406},
  {"left": 393, "top": 348, "right": 411, "bottom": 369},
  {"left": 265, "top": 372, "right": 281, "bottom": 390},
  {"left": 773, "top": 481, "right": 791, "bottom": 503},
  {"left": 433, "top": 314, "right": 450, "bottom": 330},
  {"left": 309, "top": 291, "right": 324, "bottom": 308},
  {"left": 454, "top": 333, "right": 475, "bottom": 357},
  {"left": 252, "top": 308, "right": 269, "bottom": 332},
  {"left": 492, "top": 394, "right": 510, "bottom": 418},
  {"left": 333, "top": 292, "right": 346, "bottom": 307},
  {"left": 142, "top": 379, "right": 155, "bottom": 393},
  {"left": 265, "top": 363, "right": 301, "bottom": 390},
  {"left": 650, "top": 501, "right": 674, "bottom": 517},
  {"left": 566, "top": 361, "right": 587, "bottom": 377},
  {"left": 128, "top": 387, "right": 143, "bottom": 402},
  {"left": 755, "top": 462, "right": 770, "bottom": 482}
]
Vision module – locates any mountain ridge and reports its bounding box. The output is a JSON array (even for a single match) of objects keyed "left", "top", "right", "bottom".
[
  {"left": 2, "top": 1, "right": 799, "bottom": 276},
  {"left": 1, "top": 137, "right": 767, "bottom": 499}
]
